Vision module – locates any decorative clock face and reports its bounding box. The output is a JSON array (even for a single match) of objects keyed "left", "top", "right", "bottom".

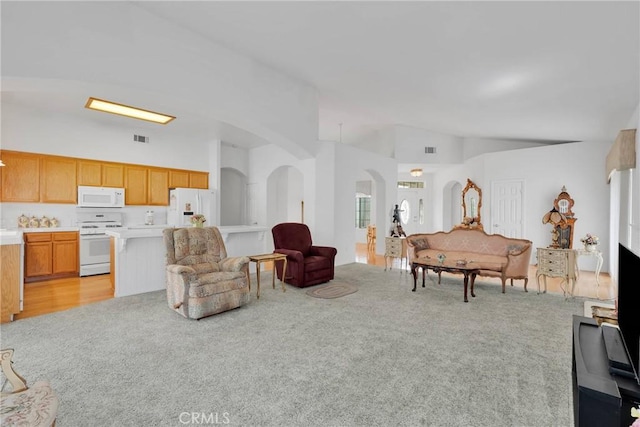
[{"left": 558, "top": 199, "right": 569, "bottom": 213}]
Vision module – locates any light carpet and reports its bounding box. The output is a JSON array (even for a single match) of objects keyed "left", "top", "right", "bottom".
[
  {"left": 0, "top": 263, "right": 586, "bottom": 426},
  {"left": 305, "top": 282, "right": 358, "bottom": 299}
]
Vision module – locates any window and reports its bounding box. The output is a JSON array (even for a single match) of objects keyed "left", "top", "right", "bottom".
[
  {"left": 398, "top": 181, "right": 424, "bottom": 189},
  {"left": 400, "top": 199, "right": 410, "bottom": 224},
  {"left": 419, "top": 198, "right": 424, "bottom": 225},
  {"left": 355, "top": 195, "right": 371, "bottom": 229}
]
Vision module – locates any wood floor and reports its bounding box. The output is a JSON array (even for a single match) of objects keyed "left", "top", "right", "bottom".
[{"left": 11, "top": 243, "right": 615, "bottom": 321}]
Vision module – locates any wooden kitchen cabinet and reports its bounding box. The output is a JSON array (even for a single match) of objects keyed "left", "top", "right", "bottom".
[
  {"left": 169, "top": 169, "right": 190, "bottom": 188},
  {"left": 24, "top": 232, "right": 79, "bottom": 281},
  {"left": 102, "top": 162, "right": 124, "bottom": 187},
  {"left": 24, "top": 233, "right": 53, "bottom": 279},
  {"left": 0, "top": 150, "right": 40, "bottom": 202},
  {"left": 148, "top": 168, "right": 169, "bottom": 205},
  {"left": 77, "top": 159, "right": 103, "bottom": 186},
  {"left": 2, "top": 150, "right": 207, "bottom": 205},
  {"left": 1, "top": 244, "right": 22, "bottom": 323},
  {"left": 40, "top": 155, "right": 77, "bottom": 203},
  {"left": 78, "top": 160, "right": 124, "bottom": 188},
  {"left": 53, "top": 232, "right": 79, "bottom": 275},
  {"left": 124, "top": 165, "right": 149, "bottom": 205},
  {"left": 189, "top": 171, "right": 209, "bottom": 189}
]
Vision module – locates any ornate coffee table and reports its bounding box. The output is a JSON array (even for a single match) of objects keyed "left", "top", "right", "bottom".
[{"left": 411, "top": 258, "right": 481, "bottom": 302}]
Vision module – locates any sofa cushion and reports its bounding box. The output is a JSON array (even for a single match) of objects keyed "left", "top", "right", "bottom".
[
  {"left": 411, "top": 237, "right": 430, "bottom": 250},
  {"left": 304, "top": 255, "right": 333, "bottom": 272},
  {"left": 415, "top": 249, "right": 506, "bottom": 272}
]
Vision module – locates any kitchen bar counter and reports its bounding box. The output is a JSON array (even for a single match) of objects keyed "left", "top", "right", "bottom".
[
  {"left": 106, "top": 229, "right": 165, "bottom": 297},
  {"left": 105, "top": 225, "right": 270, "bottom": 298}
]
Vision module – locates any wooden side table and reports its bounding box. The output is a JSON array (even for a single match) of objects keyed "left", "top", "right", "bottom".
[
  {"left": 536, "top": 247, "right": 577, "bottom": 297},
  {"left": 248, "top": 253, "right": 287, "bottom": 299},
  {"left": 384, "top": 237, "right": 407, "bottom": 272}
]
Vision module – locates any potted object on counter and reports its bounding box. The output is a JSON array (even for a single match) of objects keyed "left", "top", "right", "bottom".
[
  {"left": 28, "top": 216, "right": 40, "bottom": 228},
  {"left": 18, "top": 214, "right": 29, "bottom": 228}
]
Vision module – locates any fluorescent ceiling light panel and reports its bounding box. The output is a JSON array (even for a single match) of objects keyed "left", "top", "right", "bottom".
[{"left": 85, "top": 97, "right": 175, "bottom": 124}]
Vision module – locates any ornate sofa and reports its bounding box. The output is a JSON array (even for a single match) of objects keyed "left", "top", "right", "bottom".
[
  {"left": 163, "top": 227, "right": 250, "bottom": 320},
  {"left": 406, "top": 229, "right": 532, "bottom": 293}
]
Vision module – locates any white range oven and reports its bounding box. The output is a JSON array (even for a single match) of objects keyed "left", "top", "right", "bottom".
[{"left": 77, "top": 211, "right": 123, "bottom": 277}]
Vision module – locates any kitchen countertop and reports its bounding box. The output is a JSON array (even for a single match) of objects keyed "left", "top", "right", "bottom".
[
  {"left": 106, "top": 228, "right": 165, "bottom": 239},
  {"left": 125, "top": 224, "right": 172, "bottom": 230},
  {"left": 15, "top": 227, "right": 80, "bottom": 233},
  {"left": 106, "top": 225, "right": 269, "bottom": 240},
  {"left": 0, "top": 230, "right": 24, "bottom": 245}
]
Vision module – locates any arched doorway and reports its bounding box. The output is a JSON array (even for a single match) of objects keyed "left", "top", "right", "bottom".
[
  {"left": 220, "top": 167, "right": 247, "bottom": 226},
  {"left": 443, "top": 180, "right": 462, "bottom": 231}
]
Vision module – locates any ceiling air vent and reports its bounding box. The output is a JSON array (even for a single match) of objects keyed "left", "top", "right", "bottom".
[
  {"left": 425, "top": 146, "right": 437, "bottom": 154},
  {"left": 134, "top": 134, "right": 149, "bottom": 143}
]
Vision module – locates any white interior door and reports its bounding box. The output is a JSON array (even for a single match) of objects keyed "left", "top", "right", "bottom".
[
  {"left": 491, "top": 180, "right": 524, "bottom": 238},
  {"left": 398, "top": 189, "right": 420, "bottom": 235}
]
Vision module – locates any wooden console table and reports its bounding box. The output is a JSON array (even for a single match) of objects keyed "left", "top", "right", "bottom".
[{"left": 248, "top": 253, "right": 287, "bottom": 299}]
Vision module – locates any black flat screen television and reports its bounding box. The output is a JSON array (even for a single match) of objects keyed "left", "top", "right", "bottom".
[{"left": 617, "top": 243, "right": 640, "bottom": 381}]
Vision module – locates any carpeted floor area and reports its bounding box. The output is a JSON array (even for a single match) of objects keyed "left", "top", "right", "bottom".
[{"left": 0, "top": 263, "right": 585, "bottom": 426}]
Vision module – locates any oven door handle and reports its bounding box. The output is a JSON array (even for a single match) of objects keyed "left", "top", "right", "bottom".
[{"left": 80, "top": 234, "right": 109, "bottom": 240}]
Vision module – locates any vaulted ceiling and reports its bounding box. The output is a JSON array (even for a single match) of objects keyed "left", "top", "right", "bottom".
[
  {"left": 135, "top": 1, "right": 639, "bottom": 145},
  {"left": 3, "top": 1, "right": 639, "bottom": 151}
]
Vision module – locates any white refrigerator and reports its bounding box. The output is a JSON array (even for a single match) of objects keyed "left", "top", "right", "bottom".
[{"left": 168, "top": 188, "right": 215, "bottom": 227}]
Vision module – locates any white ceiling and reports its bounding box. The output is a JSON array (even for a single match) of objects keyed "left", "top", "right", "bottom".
[
  {"left": 2, "top": 2, "right": 638, "bottom": 152},
  {"left": 132, "top": 1, "right": 639, "bottom": 145}
]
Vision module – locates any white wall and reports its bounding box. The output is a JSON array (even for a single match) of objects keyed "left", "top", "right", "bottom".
[
  {"left": 433, "top": 141, "right": 612, "bottom": 271},
  {"left": 462, "top": 137, "right": 555, "bottom": 161},
  {"left": 394, "top": 125, "right": 464, "bottom": 166}
]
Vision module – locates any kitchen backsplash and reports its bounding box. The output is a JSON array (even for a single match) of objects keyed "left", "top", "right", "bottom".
[{"left": 1, "top": 203, "right": 168, "bottom": 229}]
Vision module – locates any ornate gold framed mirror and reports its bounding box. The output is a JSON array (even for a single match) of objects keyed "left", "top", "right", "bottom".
[{"left": 456, "top": 178, "right": 483, "bottom": 230}]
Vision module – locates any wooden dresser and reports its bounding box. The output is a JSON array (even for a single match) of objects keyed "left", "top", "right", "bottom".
[
  {"left": 536, "top": 247, "right": 577, "bottom": 297},
  {"left": 384, "top": 237, "right": 407, "bottom": 272}
]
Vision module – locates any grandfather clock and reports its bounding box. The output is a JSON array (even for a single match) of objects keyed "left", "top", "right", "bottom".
[{"left": 553, "top": 186, "right": 577, "bottom": 249}]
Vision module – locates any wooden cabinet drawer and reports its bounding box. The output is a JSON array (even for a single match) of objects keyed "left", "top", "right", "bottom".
[
  {"left": 25, "top": 233, "right": 52, "bottom": 243},
  {"left": 53, "top": 232, "right": 78, "bottom": 242}
]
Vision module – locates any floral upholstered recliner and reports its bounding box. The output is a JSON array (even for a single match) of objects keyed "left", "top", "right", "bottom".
[{"left": 163, "top": 227, "right": 250, "bottom": 320}]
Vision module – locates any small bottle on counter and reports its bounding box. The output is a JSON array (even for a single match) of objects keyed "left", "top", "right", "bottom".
[{"left": 145, "top": 210, "right": 154, "bottom": 225}]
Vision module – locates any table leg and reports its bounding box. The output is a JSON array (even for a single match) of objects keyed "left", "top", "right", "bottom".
[
  {"left": 592, "top": 252, "right": 603, "bottom": 299},
  {"left": 280, "top": 258, "right": 287, "bottom": 293},
  {"left": 422, "top": 267, "right": 426, "bottom": 288},
  {"left": 463, "top": 274, "right": 469, "bottom": 303},
  {"left": 271, "top": 260, "right": 276, "bottom": 289},
  {"left": 256, "top": 261, "right": 261, "bottom": 299},
  {"left": 470, "top": 273, "right": 477, "bottom": 299},
  {"left": 411, "top": 263, "right": 418, "bottom": 292}
]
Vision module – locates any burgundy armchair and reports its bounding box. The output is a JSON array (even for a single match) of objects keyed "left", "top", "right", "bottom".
[{"left": 272, "top": 223, "right": 337, "bottom": 288}]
